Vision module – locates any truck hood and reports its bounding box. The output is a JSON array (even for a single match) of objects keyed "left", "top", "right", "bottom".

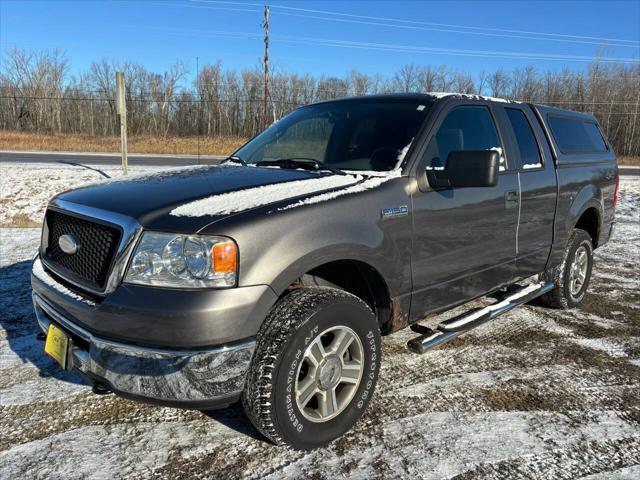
[{"left": 54, "top": 164, "right": 364, "bottom": 231}]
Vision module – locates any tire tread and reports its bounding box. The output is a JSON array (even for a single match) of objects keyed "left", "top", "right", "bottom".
[{"left": 242, "top": 287, "right": 373, "bottom": 447}]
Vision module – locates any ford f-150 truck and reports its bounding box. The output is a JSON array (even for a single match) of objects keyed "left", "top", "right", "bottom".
[{"left": 31, "top": 93, "right": 618, "bottom": 449}]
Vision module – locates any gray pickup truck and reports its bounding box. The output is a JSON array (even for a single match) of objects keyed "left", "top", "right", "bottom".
[{"left": 31, "top": 93, "right": 618, "bottom": 449}]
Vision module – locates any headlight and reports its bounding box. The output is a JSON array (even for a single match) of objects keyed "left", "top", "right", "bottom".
[{"left": 124, "top": 232, "right": 238, "bottom": 288}]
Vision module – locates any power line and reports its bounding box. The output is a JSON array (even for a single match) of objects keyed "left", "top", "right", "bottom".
[
  {"left": 270, "top": 10, "right": 640, "bottom": 49},
  {"left": 119, "top": 22, "right": 640, "bottom": 64},
  {"left": 176, "top": 0, "right": 638, "bottom": 47},
  {"left": 271, "top": 34, "right": 640, "bottom": 64},
  {"left": 192, "top": 0, "right": 640, "bottom": 45}
]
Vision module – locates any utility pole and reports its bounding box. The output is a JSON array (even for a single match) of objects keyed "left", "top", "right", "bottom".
[
  {"left": 262, "top": 5, "right": 270, "bottom": 129},
  {"left": 115, "top": 72, "right": 128, "bottom": 174}
]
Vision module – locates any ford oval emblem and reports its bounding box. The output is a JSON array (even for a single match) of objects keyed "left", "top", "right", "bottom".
[{"left": 59, "top": 234, "right": 79, "bottom": 255}]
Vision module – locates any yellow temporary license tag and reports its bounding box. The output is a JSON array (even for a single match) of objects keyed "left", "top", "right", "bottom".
[{"left": 45, "top": 324, "right": 69, "bottom": 369}]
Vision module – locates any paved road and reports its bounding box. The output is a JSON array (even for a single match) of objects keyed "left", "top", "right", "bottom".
[
  {"left": 0, "top": 150, "right": 225, "bottom": 166},
  {"left": 1, "top": 150, "right": 638, "bottom": 175},
  {"left": 619, "top": 166, "right": 640, "bottom": 176}
]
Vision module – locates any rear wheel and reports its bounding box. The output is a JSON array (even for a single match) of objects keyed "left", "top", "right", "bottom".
[
  {"left": 540, "top": 228, "right": 594, "bottom": 309},
  {"left": 242, "top": 287, "right": 381, "bottom": 450}
]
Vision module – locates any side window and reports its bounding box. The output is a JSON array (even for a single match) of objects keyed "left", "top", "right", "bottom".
[
  {"left": 583, "top": 122, "right": 608, "bottom": 152},
  {"left": 506, "top": 108, "right": 542, "bottom": 169},
  {"left": 548, "top": 115, "right": 608, "bottom": 153},
  {"left": 427, "top": 106, "right": 504, "bottom": 171}
]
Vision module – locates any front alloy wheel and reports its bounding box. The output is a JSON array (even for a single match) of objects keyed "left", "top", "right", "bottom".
[
  {"left": 243, "top": 287, "right": 381, "bottom": 450},
  {"left": 295, "top": 326, "right": 364, "bottom": 422}
]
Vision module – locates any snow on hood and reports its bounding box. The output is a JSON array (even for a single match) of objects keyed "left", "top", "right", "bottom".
[
  {"left": 278, "top": 169, "right": 402, "bottom": 211},
  {"left": 170, "top": 173, "right": 361, "bottom": 217},
  {"left": 86, "top": 164, "right": 220, "bottom": 187}
]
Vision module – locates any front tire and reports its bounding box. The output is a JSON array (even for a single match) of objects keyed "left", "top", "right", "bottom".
[
  {"left": 242, "top": 287, "right": 381, "bottom": 450},
  {"left": 540, "top": 228, "right": 594, "bottom": 309}
]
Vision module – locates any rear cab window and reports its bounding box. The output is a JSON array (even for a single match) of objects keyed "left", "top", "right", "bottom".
[{"left": 548, "top": 115, "right": 608, "bottom": 154}]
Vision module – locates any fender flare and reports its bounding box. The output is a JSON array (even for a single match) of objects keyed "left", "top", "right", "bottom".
[{"left": 565, "top": 184, "right": 603, "bottom": 238}]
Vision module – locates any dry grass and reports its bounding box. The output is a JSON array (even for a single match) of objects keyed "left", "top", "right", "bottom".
[
  {"left": 2, "top": 131, "right": 638, "bottom": 165},
  {"left": 618, "top": 156, "right": 640, "bottom": 166},
  {"left": 0, "top": 131, "right": 247, "bottom": 156}
]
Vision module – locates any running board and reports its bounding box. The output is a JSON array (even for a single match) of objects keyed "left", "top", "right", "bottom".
[{"left": 407, "top": 281, "right": 555, "bottom": 354}]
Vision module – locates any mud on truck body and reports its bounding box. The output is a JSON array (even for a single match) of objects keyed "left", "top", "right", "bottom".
[{"left": 32, "top": 93, "right": 618, "bottom": 449}]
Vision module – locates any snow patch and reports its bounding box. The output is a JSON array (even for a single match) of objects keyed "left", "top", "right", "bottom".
[
  {"left": 490, "top": 146, "right": 506, "bottom": 171},
  {"left": 170, "top": 174, "right": 359, "bottom": 217},
  {"left": 377, "top": 411, "right": 636, "bottom": 480},
  {"left": 396, "top": 140, "right": 413, "bottom": 162},
  {"left": 32, "top": 258, "right": 95, "bottom": 306},
  {"left": 90, "top": 164, "right": 215, "bottom": 186},
  {"left": 0, "top": 376, "right": 89, "bottom": 406},
  {"left": 278, "top": 169, "right": 402, "bottom": 211},
  {"left": 428, "top": 92, "right": 520, "bottom": 104},
  {"left": 0, "top": 420, "right": 239, "bottom": 480}
]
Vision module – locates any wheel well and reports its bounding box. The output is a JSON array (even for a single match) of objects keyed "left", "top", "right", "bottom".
[
  {"left": 575, "top": 207, "right": 600, "bottom": 247},
  {"left": 284, "top": 260, "right": 392, "bottom": 332}
]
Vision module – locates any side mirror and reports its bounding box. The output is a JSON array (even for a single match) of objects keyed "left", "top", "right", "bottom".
[{"left": 426, "top": 150, "right": 499, "bottom": 189}]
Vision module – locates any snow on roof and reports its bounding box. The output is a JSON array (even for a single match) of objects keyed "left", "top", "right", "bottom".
[
  {"left": 427, "top": 92, "right": 520, "bottom": 104},
  {"left": 170, "top": 173, "right": 360, "bottom": 217}
]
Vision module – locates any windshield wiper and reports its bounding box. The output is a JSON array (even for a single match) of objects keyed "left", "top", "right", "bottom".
[
  {"left": 255, "top": 158, "right": 347, "bottom": 175},
  {"left": 223, "top": 155, "right": 247, "bottom": 166}
]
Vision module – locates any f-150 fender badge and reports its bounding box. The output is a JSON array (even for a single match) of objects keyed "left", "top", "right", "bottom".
[{"left": 381, "top": 206, "right": 409, "bottom": 218}]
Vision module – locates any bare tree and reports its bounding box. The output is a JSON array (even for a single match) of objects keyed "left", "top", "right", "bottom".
[{"left": 1, "top": 48, "right": 638, "bottom": 156}]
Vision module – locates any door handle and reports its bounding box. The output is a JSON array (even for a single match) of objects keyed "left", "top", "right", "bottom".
[{"left": 505, "top": 190, "right": 519, "bottom": 209}]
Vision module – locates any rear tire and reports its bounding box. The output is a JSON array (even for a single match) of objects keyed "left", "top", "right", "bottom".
[
  {"left": 540, "top": 228, "right": 594, "bottom": 309},
  {"left": 242, "top": 287, "right": 381, "bottom": 450}
]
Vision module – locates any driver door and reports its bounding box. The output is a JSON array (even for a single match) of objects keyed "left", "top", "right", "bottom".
[{"left": 410, "top": 102, "right": 519, "bottom": 319}]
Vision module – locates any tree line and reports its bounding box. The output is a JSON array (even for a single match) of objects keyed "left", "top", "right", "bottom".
[{"left": 1, "top": 47, "right": 638, "bottom": 156}]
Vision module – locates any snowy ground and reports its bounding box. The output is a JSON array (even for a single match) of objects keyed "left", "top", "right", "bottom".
[
  {"left": 0, "top": 162, "right": 168, "bottom": 226},
  {"left": 0, "top": 166, "right": 638, "bottom": 479}
]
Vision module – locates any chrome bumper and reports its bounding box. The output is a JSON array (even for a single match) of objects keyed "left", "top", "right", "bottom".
[{"left": 33, "top": 293, "right": 255, "bottom": 408}]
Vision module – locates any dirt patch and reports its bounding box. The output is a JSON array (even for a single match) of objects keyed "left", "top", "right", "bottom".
[
  {"left": 4, "top": 213, "right": 41, "bottom": 228},
  {"left": 579, "top": 292, "right": 640, "bottom": 323}
]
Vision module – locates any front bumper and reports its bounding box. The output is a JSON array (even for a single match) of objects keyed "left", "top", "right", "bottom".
[
  {"left": 31, "top": 256, "right": 261, "bottom": 408},
  {"left": 34, "top": 292, "right": 255, "bottom": 408}
]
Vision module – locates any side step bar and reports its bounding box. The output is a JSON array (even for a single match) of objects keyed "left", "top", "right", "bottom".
[{"left": 407, "top": 281, "right": 555, "bottom": 354}]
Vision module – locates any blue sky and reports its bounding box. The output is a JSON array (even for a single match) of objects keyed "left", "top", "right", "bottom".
[{"left": 1, "top": 0, "right": 639, "bottom": 85}]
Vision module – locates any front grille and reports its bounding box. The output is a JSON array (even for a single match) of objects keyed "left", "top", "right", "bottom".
[{"left": 44, "top": 210, "right": 122, "bottom": 290}]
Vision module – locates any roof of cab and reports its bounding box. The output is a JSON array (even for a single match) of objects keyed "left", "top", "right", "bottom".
[{"left": 308, "top": 92, "right": 520, "bottom": 106}]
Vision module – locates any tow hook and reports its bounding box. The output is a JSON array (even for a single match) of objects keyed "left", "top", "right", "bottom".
[
  {"left": 92, "top": 382, "right": 113, "bottom": 395},
  {"left": 36, "top": 332, "right": 46, "bottom": 342}
]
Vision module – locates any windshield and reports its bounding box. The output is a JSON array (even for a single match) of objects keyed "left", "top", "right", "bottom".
[{"left": 235, "top": 99, "right": 431, "bottom": 172}]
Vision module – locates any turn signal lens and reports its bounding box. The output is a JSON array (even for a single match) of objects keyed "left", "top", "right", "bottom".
[{"left": 213, "top": 240, "right": 237, "bottom": 273}]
